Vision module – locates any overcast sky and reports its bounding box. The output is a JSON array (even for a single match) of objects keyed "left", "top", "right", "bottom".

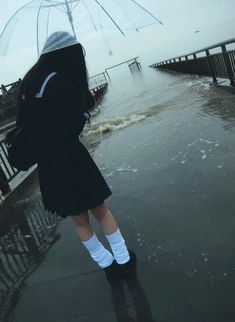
[{"left": 0, "top": 0, "right": 235, "bottom": 84}]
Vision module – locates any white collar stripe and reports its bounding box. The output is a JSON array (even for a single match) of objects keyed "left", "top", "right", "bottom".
[{"left": 35, "top": 72, "right": 57, "bottom": 98}]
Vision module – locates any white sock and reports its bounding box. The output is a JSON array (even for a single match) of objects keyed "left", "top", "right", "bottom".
[
  {"left": 82, "top": 234, "right": 114, "bottom": 268},
  {"left": 105, "top": 228, "right": 130, "bottom": 264}
]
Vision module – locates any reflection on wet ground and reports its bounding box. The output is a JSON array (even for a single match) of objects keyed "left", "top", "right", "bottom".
[
  {"left": 0, "top": 205, "right": 156, "bottom": 321},
  {"left": 0, "top": 196, "right": 60, "bottom": 321},
  {"left": 109, "top": 273, "right": 154, "bottom": 322}
]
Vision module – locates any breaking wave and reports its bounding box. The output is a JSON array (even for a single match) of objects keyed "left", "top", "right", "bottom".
[{"left": 83, "top": 113, "right": 147, "bottom": 137}]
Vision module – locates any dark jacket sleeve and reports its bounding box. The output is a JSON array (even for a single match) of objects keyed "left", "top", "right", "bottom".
[
  {"left": 16, "top": 82, "right": 25, "bottom": 127},
  {"left": 43, "top": 74, "right": 90, "bottom": 144},
  {"left": 84, "top": 90, "right": 95, "bottom": 111}
]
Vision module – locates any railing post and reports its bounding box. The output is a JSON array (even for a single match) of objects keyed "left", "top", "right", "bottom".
[
  {"left": 0, "top": 165, "right": 10, "bottom": 196},
  {"left": 193, "top": 53, "right": 200, "bottom": 77},
  {"left": 206, "top": 49, "right": 217, "bottom": 84},
  {"left": 103, "top": 72, "right": 107, "bottom": 82},
  {"left": 105, "top": 70, "right": 111, "bottom": 81},
  {"left": 221, "top": 44, "right": 235, "bottom": 86},
  {"left": 1, "top": 84, "right": 7, "bottom": 94}
]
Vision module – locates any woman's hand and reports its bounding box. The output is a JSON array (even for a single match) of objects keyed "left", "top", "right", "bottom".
[{"left": 84, "top": 91, "right": 96, "bottom": 113}]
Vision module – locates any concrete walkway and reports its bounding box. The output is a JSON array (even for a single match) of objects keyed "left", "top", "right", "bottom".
[{"left": 1, "top": 69, "right": 235, "bottom": 321}]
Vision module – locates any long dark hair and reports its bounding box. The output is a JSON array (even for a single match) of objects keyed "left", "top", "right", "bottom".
[{"left": 17, "top": 32, "right": 94, "bottom": 123}]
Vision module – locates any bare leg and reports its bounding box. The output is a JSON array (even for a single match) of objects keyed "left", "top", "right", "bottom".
[
  {"left": 91, "top": 202, "right": 130, "bottom": 265},
  {"left": 90, "top": 202, "right": 118, "bottom": 235},
  {"left": 70, "top": 212, "right": 93, "bottom": 241},
  {"left": 71, "top": 210, "right": 114, "bottom": 268}
]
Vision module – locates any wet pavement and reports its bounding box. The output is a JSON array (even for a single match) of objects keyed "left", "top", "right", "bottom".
[{"left": 1, "top": 66, "right": 235, "bottom": 321}]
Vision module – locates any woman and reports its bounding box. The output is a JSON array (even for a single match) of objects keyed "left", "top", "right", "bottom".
[{"left": 17, "top": 32, "right": 135, "bottom": 281}]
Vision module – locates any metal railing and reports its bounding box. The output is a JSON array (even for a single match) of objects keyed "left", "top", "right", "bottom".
[
  {"left": 0, "top": 79, "right": 22, "bottom": 95},
  {"left": 150, "top": 38, "right": 235, "bottom": 86},
  {"left": 0, "top": 82, "right": 19, "bottom": 120},
  {"left": 88, "top": 57, "right": 141, "bottom": 83},
  {"left": 105, "top": 57, "right": 141, "bottom": 79},
  {"left": 0, "top": 123, "right": 19, "bottom": 186},
  {"left": 88, "top": 72, "right": 108, "bottom": 89}
]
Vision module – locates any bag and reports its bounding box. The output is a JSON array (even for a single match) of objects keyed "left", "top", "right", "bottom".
[
  {"left": 6, "top": 72, "right": 59, "bottom": 171},
  {"left": 6, "top": 126, "right": 37, "bottom": 171}
]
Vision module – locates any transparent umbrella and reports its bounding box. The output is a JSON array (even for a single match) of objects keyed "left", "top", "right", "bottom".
[{"left": 0, "top": 0, "right": 163, "bottom": 57}]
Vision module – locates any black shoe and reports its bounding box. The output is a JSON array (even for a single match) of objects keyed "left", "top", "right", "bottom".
[
  {"left": 118, "top": 249, "right": 137, "bottom": 279},
  {"left": 103, "top": 260, "right": 119, "bottom": 283}
]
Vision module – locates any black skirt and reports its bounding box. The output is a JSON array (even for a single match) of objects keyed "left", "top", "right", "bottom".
[{"left": 37, "top": 139, "right": 112, "bottom": 218}]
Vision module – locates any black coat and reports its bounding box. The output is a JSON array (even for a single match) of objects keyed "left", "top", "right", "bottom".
[{"left": 22, "top": 73, "right": 111, "bottom": 217}]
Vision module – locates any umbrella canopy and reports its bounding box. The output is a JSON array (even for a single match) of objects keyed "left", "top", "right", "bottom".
[{"left": 0, "top": 0, "right": 163, "bottom": 57}]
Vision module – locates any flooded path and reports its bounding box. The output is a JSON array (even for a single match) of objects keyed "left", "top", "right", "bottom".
[{"left": 1, "top": 66, "right": 235, "bottom": 321}]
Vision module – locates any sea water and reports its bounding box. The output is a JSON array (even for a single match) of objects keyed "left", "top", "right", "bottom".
[{"left": 83, "top": 65, "right": 235, "bottom": 321}]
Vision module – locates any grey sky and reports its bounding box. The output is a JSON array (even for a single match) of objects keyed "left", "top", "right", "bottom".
[{"left": 0, "top": 0, "right": 235, "bottom": 84}]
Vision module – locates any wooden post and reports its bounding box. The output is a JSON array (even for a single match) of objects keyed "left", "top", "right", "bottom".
[
  {"left": 221, "top": 45, "right": 235, "bottom": 86},
  {"left": 206, "top": 49, "right": 217, "bottom": 84}
]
